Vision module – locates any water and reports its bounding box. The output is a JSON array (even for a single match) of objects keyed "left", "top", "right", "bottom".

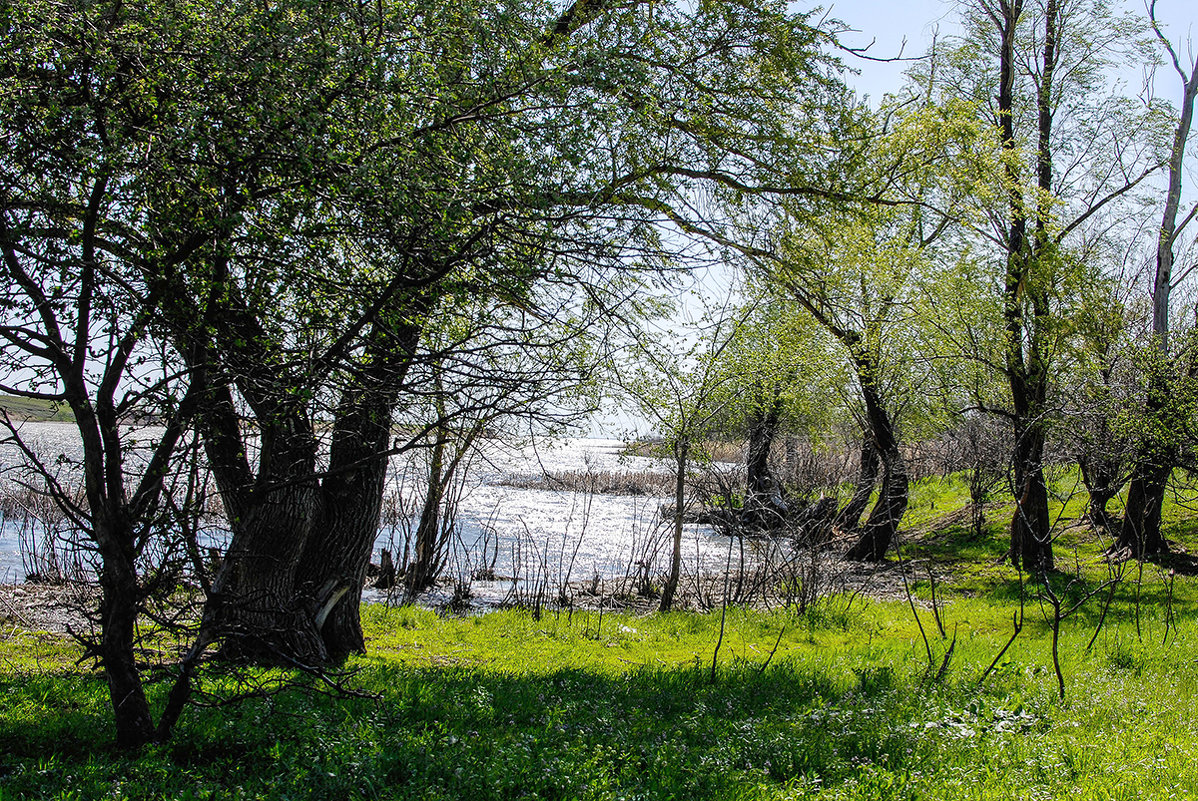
[{"left": 0, "top": 423, "right": 736, "bottom": 602}]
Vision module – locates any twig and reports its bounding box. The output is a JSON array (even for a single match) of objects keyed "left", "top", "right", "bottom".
[
  {"left": 980, "top": 569, "right": 1025, "bottom": 685},
  {"left": 1039, "top": 572, "right": 1066, "bottom": 700},
  {"left": 710, "top": 532, "right": 734, "bottom": 684},
  {"left": 757, "top": 618, "right": 788, "bottom": 675}
]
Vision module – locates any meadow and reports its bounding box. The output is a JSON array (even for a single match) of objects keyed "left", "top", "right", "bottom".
[{"left": 3, "top": 477, "right": 1197, "bottom": 801}]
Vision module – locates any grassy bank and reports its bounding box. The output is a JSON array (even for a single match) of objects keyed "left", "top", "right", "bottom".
[
  {"left": 3, "top": 463, "right": 1197, "bottom": 799},
  {"left": 2, "top": 573, "right": 1196, "bottom": 800},
  {"left": 0, "top": 395, "right": 73, "bottom": 423}
]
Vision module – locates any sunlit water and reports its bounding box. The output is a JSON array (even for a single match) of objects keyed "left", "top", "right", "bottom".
[{"left": 0, "top": 423, "right": 738, "bottom": 604}]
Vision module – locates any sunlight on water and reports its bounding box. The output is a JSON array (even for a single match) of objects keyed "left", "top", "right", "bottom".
[{"left": 0, "top": 424, "right": 738, "bottom": 601}]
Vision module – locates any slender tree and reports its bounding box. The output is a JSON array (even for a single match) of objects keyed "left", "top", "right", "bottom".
[
  {"left": 937, "top": 0, "right": 1165, "bottom": 571},
  {"left": 1117, "top": 3, "right": 1198, "bottom": 557}
]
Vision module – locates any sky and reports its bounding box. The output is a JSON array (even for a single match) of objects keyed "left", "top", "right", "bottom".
[{"left": 819, "top": 0, "right": 1198, "bottom": 103}]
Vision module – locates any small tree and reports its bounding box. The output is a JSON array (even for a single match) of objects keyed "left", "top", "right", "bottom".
[{"left": 618, "top": 296, "right": 747, "bottom": 612}]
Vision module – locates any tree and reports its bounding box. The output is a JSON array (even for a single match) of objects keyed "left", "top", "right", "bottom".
[
  {"left": 937, "top": 0, "right": 1165, "bottom": 571},
  {"left": 1117, "top": 2, "right": 1198, "bottom": 557},
  {"left": 717, "top": 92, "right": 979, "bottom": 561},
  {"left": 713, "top": 292, "right": 839, "bottom": 533},
  {"left": 184, "top": 0, "right": 854, "bottom": 657},
  {"left": 0, "top": 0, "right": 218, "bottom": 744},
  {"left": 618, "top": 295, "right": 747, "bottom": 612}
]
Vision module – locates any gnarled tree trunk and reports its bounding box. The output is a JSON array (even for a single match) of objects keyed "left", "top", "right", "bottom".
[
  {"left": 1077, "top": 453, "right": 1122, "bottom": 533},
  {"left": 834, "top": 437, "right": 879, "bottom": 534},
  {"left": 845, "top": 358, "right": 908, "bottom": 562},
  {"left": 743, "top": 399, "right": 787, "bottom": 530}
]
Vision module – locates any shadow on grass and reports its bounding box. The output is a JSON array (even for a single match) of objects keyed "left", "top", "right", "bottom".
[{"left": 0, "top": 658, "right": 933, "bottom": 800}]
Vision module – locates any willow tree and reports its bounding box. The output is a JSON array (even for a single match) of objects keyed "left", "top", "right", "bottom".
[
  {"left": 153, "top": 0, "right": 850, "bottom": 662},
  {"left": 683, "top": 90, "right": 981, "bottom": 560},
  {"left": 713, "top": 292, "right": 841, "bottom": 531},
  {"left": 766, "top": 197, "right": 952, "bottom": 562}
]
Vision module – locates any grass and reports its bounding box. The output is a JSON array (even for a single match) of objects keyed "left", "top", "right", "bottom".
[
  {"left": 0, "top": 395, "right": 74, "bottom": 423},
  {"left": 5, "top": 468, "right": 1198, "bottom": 799},
  {"left": 4, "top": 582, "right": 1198, "bottom": 800}
]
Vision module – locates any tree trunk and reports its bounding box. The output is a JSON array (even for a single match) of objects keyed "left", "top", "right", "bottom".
[
  {"left": 403, "top": 434, "right": 448, "bottom": 602},
  {"left": 844, "top": 450, "right": 908, "bottom": 561},
  {"left": 834, "top": 437, "right": 879, "bottom": 534},
  {"left": 1119, "top": 460, "right": 1170, "bottom": 557},
  {"left": 844, "top": 360, "right": 908, "bottom": 561},
  {"left": 659, "top": 441, "right": 687, "bottom": 612},
  {"left": 989, "top": 0, "right": 1057, "bottom": 575},
  {"left": 1117, "top": 38, "right": 1197, "bottom": 557},
  {"left": 97, "top": 537, "right": 156, "bottom": 749},
  {"left": 743, "top": 401, "right": 787, "bottom": 530},
  {"left": 1009, "top": 425, "right": 1054, "bottom": 572},
  {"left": 202, "top": 400, "right": 327, "bottom": 664},
  {"left": 1078, "top": 453, "right": 1121, "bottom": 532},
  {"left": 296, "top": 389, "right": 401, "bottom": 659}
]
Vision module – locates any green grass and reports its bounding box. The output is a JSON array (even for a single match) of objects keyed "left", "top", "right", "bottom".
[
  {"left": 0, "top": 394, "right": 74, "bottom": 423},
  {"left": 4, "top": 586, "right": 1198, "bottom": 800},
  {"left": 5, "top": 467, "right": 1198, "bottom": 799}
]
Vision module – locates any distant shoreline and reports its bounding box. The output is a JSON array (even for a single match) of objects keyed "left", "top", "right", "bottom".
[{"left": 0, "top": 395, "right": 74, "bottom": 423}]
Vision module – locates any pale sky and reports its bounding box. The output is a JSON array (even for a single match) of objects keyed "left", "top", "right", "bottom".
[{"left": 817, "top": 0, "right": 1198, "bottom": 103}]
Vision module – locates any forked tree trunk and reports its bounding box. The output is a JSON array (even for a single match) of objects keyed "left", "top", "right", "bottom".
[
  {"left": 1119, "top": 460, "right": 1171, "bottom": 557},
  {"left": 844, "top": 361, "right": 908, "bottom": 562},
  {"left": 834, "top": 438, "right": 879, "bottom": 534},
  {"left": 200, "top": 397, "right": 328, "bottom": 664},
  {"left": 991, "top": 0, "right": 1057, "bottom": 575},
  {"left": 844, "top": 450, "right": 908, "bottom": 561},
  {"left": 1077, "top": 453, "right": 1122, "bottom": 532}
]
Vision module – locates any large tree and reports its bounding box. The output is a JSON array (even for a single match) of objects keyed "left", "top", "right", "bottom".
[
  {"left": 1116, "top": 2, "right": 1198, "bottom": 557},
  {"left": 937, "top": 0, "right": 1165, "bottom": 571},
  {"left": 4, "top": 0, "right": 849, "bottom": 667}
]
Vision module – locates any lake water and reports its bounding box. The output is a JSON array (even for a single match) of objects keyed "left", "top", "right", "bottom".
[{"left": 0, "top": 423, "right": 737, "bottom": 604}]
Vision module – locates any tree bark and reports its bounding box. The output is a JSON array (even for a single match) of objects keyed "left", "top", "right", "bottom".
[
  {"left": 989, "top": 0, "right": 1057, "bottom": 573},
  {"left": 834, "top": 437, "right": 879, "bottom": 534},
  {"left": 1009, "top": 425, "right": 1053, "bottom": 571},
  {"left": 201, "top": 395, "right": 328, "bottom": 664},
  {"left": 1119, "top": 458, "right": 1171, "bottom": 557},
  {"left": 659, "top": 440, "right": 687, "bottom": 612},
  {"left": 403, "top": 433, "right": 448, "bottom": 602},
  {"left": 296, "top": 330, "right": 420, "bottom": 658},
  {"left": 743, "top": 400, "right": 787, "bottom": 530},
  {"left": 97, "top": 536, "right": 156, "bottom": 749},
  {"left": 1077, "top": 453, "right": 1121, "bottom": 532},
  {"left": 844, "top": 358, "right": 908, "bottom": 561}
]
